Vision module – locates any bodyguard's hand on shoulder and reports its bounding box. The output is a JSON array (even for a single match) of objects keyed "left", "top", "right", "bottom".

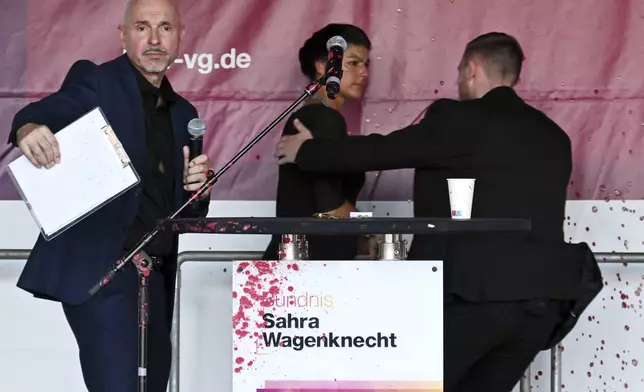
[
  {"left": 16, "top": 123, "right": 60, "bottom": 169},
  {"left": 275, "top": 118, "right": 313, "bottom": 164}
]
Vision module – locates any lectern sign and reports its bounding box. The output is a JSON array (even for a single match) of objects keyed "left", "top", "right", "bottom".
[{"left": 232, "top": 260, "right": 444, "bottom": 392}]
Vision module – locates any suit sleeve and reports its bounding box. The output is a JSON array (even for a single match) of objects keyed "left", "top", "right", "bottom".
[
  {"left": 295, "top": 99, "right": 473, "bottom": 173},
  {"left": 8, "top": 60, "right": 100, "bottom": 146},
  {"left": 61, "top": 60, "right": 98, "bottom": 87}
]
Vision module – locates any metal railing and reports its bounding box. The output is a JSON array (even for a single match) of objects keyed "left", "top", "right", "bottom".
[
  {"left": 171, "top": 251, "right": 262, "bottom": 392},
  {"left": 2, "top": 249, "right": 643, "bottom": 392}
]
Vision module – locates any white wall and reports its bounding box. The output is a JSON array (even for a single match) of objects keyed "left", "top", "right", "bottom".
[{"left": 1, "top": 200, "right": 643, "bottom": 392}]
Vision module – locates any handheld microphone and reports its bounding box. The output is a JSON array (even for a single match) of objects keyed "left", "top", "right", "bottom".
[
  {"left": 325, "top": 36, "right": 347, "bottom": 100},
  {"left": 187, "top": 118, "right": 206, "bottom": 161},
  {"left": 186, "top": 118, "right": 207, "bottom": 208}
]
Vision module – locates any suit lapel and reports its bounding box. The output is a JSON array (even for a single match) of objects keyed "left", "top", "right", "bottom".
[
  {"left": 114, "top": 55, "right": 146, "bottom": 172},
  {"left": 171, "top": 104, "right": 187, "bottom": 207}
]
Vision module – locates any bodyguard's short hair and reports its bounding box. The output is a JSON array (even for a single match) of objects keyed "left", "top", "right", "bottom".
[{"left": 462, "top": 32, "right": 524, "bottom": 85}]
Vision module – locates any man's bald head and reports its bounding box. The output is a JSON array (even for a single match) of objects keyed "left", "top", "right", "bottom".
[
  {"left": 123, "top": 0, "right": 181, "bottom": 25},
  {"left": 119, "top": 0, "right": 185, "bottom": 85}
]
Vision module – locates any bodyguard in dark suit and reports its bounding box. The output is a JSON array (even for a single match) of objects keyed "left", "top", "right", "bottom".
[
  {"left": 7, "top": 0, "right": 211, "bottom": 391},
  {"left": 276, "top": 32, "right": 599, "bottom": 391}
]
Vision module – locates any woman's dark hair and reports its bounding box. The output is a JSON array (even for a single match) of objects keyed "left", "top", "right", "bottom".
[{"left": 298, "top": 23, "right": 371, "bottom": 80}]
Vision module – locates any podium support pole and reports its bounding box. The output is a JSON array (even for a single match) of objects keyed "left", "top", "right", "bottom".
[
  {"left": 279, "top": 234, "right": 308, "bottom": 261},
  {"left": 378, "top": 234, "right": 407, "bottom": 260}
]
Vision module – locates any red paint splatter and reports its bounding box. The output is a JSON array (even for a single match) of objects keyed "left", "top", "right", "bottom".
[
  {"left": 292, "top": 264, "right": 300, "bottom": 271},
  {"left": 240, "top": 296, "right": 252, "bottom": 308},
  {"left": 255, "top": 261, "right": 272, "bottom": 275},
  {"left": 287, "top": 286, "right": 294, "bottom": 292},
  {"left": 232, "top": 260, "right": 293, "bottom": 369}
]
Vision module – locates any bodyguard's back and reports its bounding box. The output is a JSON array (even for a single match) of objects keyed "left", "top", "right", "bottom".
[{"left": 463, "top": 88, "right": 572, "bottom": 240}]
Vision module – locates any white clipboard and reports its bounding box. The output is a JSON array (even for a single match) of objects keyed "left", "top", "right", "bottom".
[{"left": 7, "top": 107, "right": 140, "bottom": 240}]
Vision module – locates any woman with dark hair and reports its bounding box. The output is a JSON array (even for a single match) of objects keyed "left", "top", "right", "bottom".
[{"left": 263, "top": 23, "right": 372, "bottom": 261}]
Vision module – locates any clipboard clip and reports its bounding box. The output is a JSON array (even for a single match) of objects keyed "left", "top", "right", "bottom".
[{"left": 102, "top": 125, "right": 131, "bottom": 168}]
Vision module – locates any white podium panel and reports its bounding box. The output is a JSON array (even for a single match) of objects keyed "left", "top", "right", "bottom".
[{"left": 231, "top": 260, "right": 444, "bottom": 392}]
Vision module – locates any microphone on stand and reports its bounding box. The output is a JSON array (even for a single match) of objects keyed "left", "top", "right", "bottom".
[
  {"left": 187, "top": 118, "right": 206, "bottom": 161},
  {"left": 325, "top": 35, "right": 347, "bottom": 100}
]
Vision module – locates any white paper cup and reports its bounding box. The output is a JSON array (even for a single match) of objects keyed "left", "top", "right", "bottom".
[{"left": 447, "top": 179, "right": 475, "bottom": 219}]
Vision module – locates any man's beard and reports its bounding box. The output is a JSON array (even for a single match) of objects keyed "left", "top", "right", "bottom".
[
  {"left": 141, "top": 47, "right": 171, "bottom": 73},
  {"left": 142, "top": 62, "right": 170, "bottom": 73}
]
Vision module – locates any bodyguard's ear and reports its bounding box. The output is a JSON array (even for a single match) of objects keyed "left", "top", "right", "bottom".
[{"left": 464, "top": 60, "right": 477, "bottom": 81}]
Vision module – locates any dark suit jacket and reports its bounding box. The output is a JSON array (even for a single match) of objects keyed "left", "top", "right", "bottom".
[
  {"left": 61, "top": 59, "right": 98, "bottom": 87},
  {"left": 295, "top": 86, "right": 586, "bottom": 302},
  {"left": 8, "top": 55, "right": 209, "bottom": 305}
]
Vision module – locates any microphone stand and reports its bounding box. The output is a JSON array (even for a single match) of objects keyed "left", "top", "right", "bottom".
[{"left": 87, "top": 76, "right": 325, "bottom": 392}]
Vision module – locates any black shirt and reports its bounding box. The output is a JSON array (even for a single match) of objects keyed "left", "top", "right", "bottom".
[
  {"left": 263, "top": 103, "right": 365, "bottom": 260},
  {"left": 122, "top": 63, "right": 177, "bottom": 257}
]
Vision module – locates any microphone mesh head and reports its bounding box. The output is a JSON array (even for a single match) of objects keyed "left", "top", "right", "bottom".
[
  {"left": 187, "top": 118, "right": 206, "bottom": 138},
  {"left": 326, "top": 36, "right": 348, "bottom": 52}
]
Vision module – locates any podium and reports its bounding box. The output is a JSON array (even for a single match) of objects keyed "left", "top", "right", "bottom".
[
  {"left": 163, "top": 217, "right": 530, "bottom": 392},
  {"left": 164, "top": 217, "right": 530, "bottom": 235}
]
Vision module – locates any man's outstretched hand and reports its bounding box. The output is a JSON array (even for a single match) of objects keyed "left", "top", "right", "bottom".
[
  {"left": 275, "top": 119, "right": 313, "bottom": 164},
  {"left": 16, "top": 123, "right": 60, "bottom": 169}
]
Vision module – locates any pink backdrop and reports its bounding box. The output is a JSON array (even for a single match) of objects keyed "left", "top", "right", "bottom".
[{"left": 1, "top": 0, "right": 643, "bottom": 201}]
